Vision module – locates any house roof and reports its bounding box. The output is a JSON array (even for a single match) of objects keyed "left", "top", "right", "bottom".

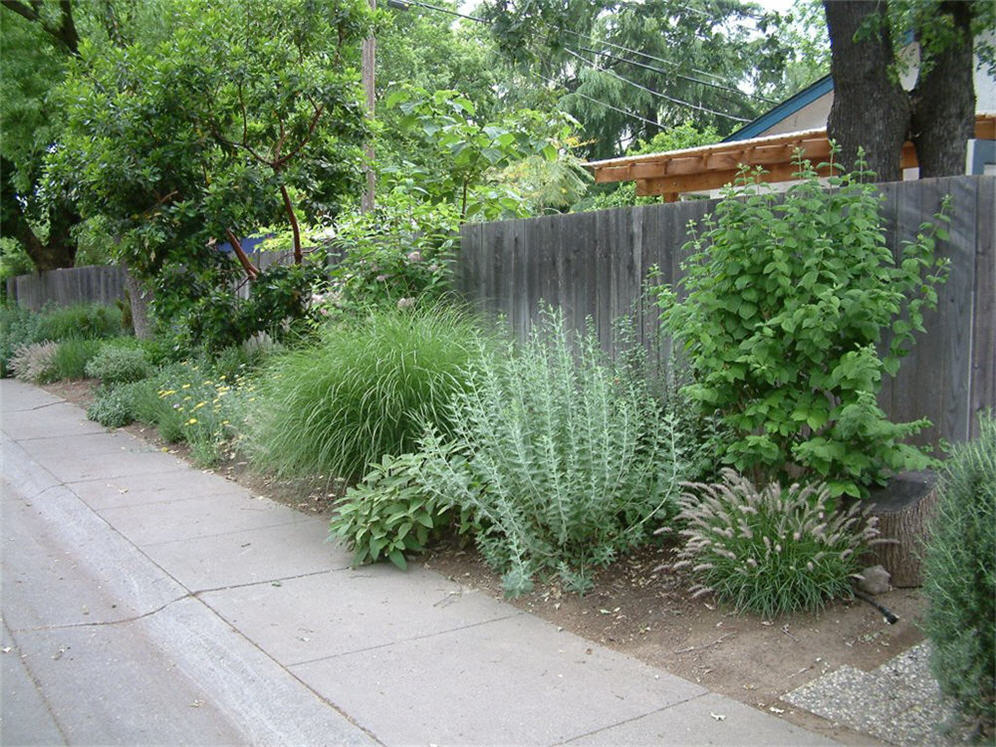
[
  {"left": 723, "top": 74, "right": 834, "bottom": 142},
  {"left": 587, "top": 113, "right": 996, "bottom": 201}
]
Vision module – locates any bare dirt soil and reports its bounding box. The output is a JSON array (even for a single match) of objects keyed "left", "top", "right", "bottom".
[{"left": 46, "top": 378, "right": 924, "bottom": 744}]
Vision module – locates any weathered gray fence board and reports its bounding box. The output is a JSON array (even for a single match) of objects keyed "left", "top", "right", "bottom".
[
  {"left": 972, "top": 176, "right": 996, "bottom": 437},
  {"left": 7, "top": 265, "right": 126, "bottom": 310},
  {"left": 457, "top": 175, "right": 995, "bottom": 446},
  {"left": 944, "top": 177, "right": 978, "bottom": 446},
  {"left": 9, "top": 250, "right": 299, "bottom": 309}
]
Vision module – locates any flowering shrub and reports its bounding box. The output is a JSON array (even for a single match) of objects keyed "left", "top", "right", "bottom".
[
  {"left": 137, "top": 361, "right": 251, "bottom": 466},
  {"left": 319, "top": 196, "right": 459, "bottom": 316},
  {"left": 671, "top": 469, "right": 886, "bottom": 617}
]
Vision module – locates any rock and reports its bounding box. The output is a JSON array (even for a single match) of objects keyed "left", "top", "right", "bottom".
[{"left": 856, "top": 565, "right": 891, "bottom": 595}]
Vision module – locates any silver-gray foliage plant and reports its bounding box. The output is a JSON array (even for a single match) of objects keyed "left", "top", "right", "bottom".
[{"left": 418, "top": 307, "right": 693, "bottom": 597}]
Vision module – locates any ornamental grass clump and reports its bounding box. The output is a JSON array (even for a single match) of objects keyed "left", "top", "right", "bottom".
[
  {"left": 922, "top": 415, "right": 995, "bottom": 735},
  {"left": 48, "top": 338, "right": 102, "bottom": 380},
  {"left": 417, "top": 308, "right": 689, "bottom": 597},
  {"left": 672, "top": 469, "right": 885, "bottom": 618},
  {"left": 35, "top": 303, "right": 123, "bottom": 342},
  {"left": 10, "top": 341, "right": 59, "bottom": 383},
  {"left": 245, "top": 305, "right": 484, "bottom": 483}
]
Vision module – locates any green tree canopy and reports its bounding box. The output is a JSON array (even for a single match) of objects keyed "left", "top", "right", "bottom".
[
  {"left": 48, "top": 0, "right": 372, "bottom": 284},
  {"left": 1, "top": 0, "right": 176, "bottom": 270}
]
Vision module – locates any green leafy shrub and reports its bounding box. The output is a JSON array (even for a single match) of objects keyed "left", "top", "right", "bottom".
[
  {"left": 330, "top": 450, "right": 473, "bottom": 569},
  {"left": 10, "top": 341, "right": 59, "bottom": 383},
  {"left": 655, "top": 155, "right": 949, "bottom": 498},
  {"left": 48, "top": 338, "right": 102, "bottom": 381},
  {"left": 85, "top": 342, "right": 152, "bottom": 383},
  {"left": 245, "top": 305, "right": 484, "bottom": 483},
  {"left": 87, "top": 382, "right": 143, "bottom": 428},
  {"left": 922, "top": 415, "right": 995, "bottom": 733},
  {"left": 0, "top": 304, "right": 42, "bottom": 376},
  {"left": 35, "top": 303, "right": 124, "bottom": 342},
  {"left": 0, "top": 239, "right": 34, "bottom": 300},
  {"left": 322, "top": 196, "right": 459, "bottom": 317},
  {"left": 417, "top": 309, "right": 689, "bottom": 597},
  {"left": 159, "top": 263, "right": 325, "bottom": 353},
  {"left": 671, "top": 469, "right": 885, "bottom": 618}
]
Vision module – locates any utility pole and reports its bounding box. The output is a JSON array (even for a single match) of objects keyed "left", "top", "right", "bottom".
[{"left": 361, "top": 0, "right": 377, "bottom": 213}]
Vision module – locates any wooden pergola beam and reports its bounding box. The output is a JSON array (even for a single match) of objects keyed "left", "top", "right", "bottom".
[{"left": 589, "top": 113, "right": 995, "bottom": 198}]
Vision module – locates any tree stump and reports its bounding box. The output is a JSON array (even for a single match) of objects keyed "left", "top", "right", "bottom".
[{"left": 860, "top": 470, "right": 939, "bottom": 588}]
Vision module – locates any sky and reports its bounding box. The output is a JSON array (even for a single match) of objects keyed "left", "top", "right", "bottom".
[{"left": 756, "top": 0, "right": 798, "bottom": 14}]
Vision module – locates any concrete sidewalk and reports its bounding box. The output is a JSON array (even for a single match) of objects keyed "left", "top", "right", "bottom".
[{"left": 1, "top": 378, "right": 835, "bottom": 746}]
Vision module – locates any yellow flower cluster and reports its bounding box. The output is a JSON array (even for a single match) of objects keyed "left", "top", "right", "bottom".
[{"left": 154, "top": 361, "right": 250, "bottom": 434}]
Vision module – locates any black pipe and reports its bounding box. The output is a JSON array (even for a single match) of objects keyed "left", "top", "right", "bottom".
[{"left": 853, "top": 590, "right": 899, "bottom": 624}]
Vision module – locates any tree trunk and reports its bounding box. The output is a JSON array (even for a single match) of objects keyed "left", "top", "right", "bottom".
[
  {"left": 910, "top": 1, "right": 976, "bottom": 178},
  {"left": 823, "top": 0, "right": 910, "bottom": 181},
  {"left": 42, "top": 197, "right": 80, "bottom": 268},
  {"left": 122, "top": 263, "right": 153, "bottom": 340},
  {"left": 2, "top": 156, "right": 78, "bottom": 271}
]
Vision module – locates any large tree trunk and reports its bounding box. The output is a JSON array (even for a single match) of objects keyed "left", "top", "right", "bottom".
[
  {"left": 823, "top": 0, "right": 910, "bottom": 181},
  {"left": 1, "top": 156, "right": 78, "bottom": 271},
  {"left": 910, "top": 1, "right": 976, "bottom": 178},
  {"left": 122, "top": 263, "right": 153, "bottom": 340},
  {"left": 40, "top": 197, "right": 80, "bottom": 268}
]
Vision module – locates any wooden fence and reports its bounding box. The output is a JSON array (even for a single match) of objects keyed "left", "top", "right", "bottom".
[
  {"left": 457, "top": 175, "right": 995, "bottom": 445},
  {"left": 5, "top": 250, "right": 298, "bottom": 309},
  {"left": 6, "top": 265, "right": 126, "bottom": 311}
]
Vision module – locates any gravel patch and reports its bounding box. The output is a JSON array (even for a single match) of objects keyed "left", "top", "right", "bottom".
[{"left": 783, "top": 642, "right": 975, "bottom": 745}]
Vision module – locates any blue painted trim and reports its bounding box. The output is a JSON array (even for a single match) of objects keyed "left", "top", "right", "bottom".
[
  {"left": 217, "top": 233, "right": 275, "bottom": 254},
  {"left": 723, "top": 75, "right": 834, "bottom": 142},
  {"left": 970, "top": 139, "right": 996, "bottom": 175}
]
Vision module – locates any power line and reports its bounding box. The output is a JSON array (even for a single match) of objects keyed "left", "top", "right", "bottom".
[
  {"left": 575, "top": 41, "right": 769, "bottom": 103},
  {"left": 390, "top": 0, "right": 768, "bottom": 111},
  {"left": 391, "top": 1, "right": 685, "bottom": 132},
  {"left": 565, "top": 30, "right": 777, "bottom": 104},
  {"left": 563, "top": 48, "right": 750, "bottom": 122},
  {"left": 535, "top": 73, "right": 663, "bottom": 130}
]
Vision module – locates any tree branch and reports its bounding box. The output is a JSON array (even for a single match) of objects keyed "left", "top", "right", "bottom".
[
  {"left": 1, "top": 0, "right": 41, "bottom": 25},
  {"left": 207, "top": 120, "right": 272, "bottom": 168},
  {"left": 57, "top": 0, "right": 79, "bottom": 53},
  {"left": 280, "top": 184, "right": 303, "bottom": 265},
  {"left": 2, "top": 0, "right": 79, "bottom": 55},
  {"left": 274, "top": 103, "right": 325, "bottom": 169},
  {"left": 225, "top": 228, "right": 260, "bottom": 279}
]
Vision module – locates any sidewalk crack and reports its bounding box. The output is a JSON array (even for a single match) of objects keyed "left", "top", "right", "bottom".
[
  {"left": 11, "top": 594, "right": 194, "bottom": 633},
  {"left": 192, "top": 567, "right": 349, "bottom": 596},
  {"left": 286, "top": 611, "right": 525, "bottom": 667},
  {"left": 554, "top": 692, "right": 709, "bottom": 745}
]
